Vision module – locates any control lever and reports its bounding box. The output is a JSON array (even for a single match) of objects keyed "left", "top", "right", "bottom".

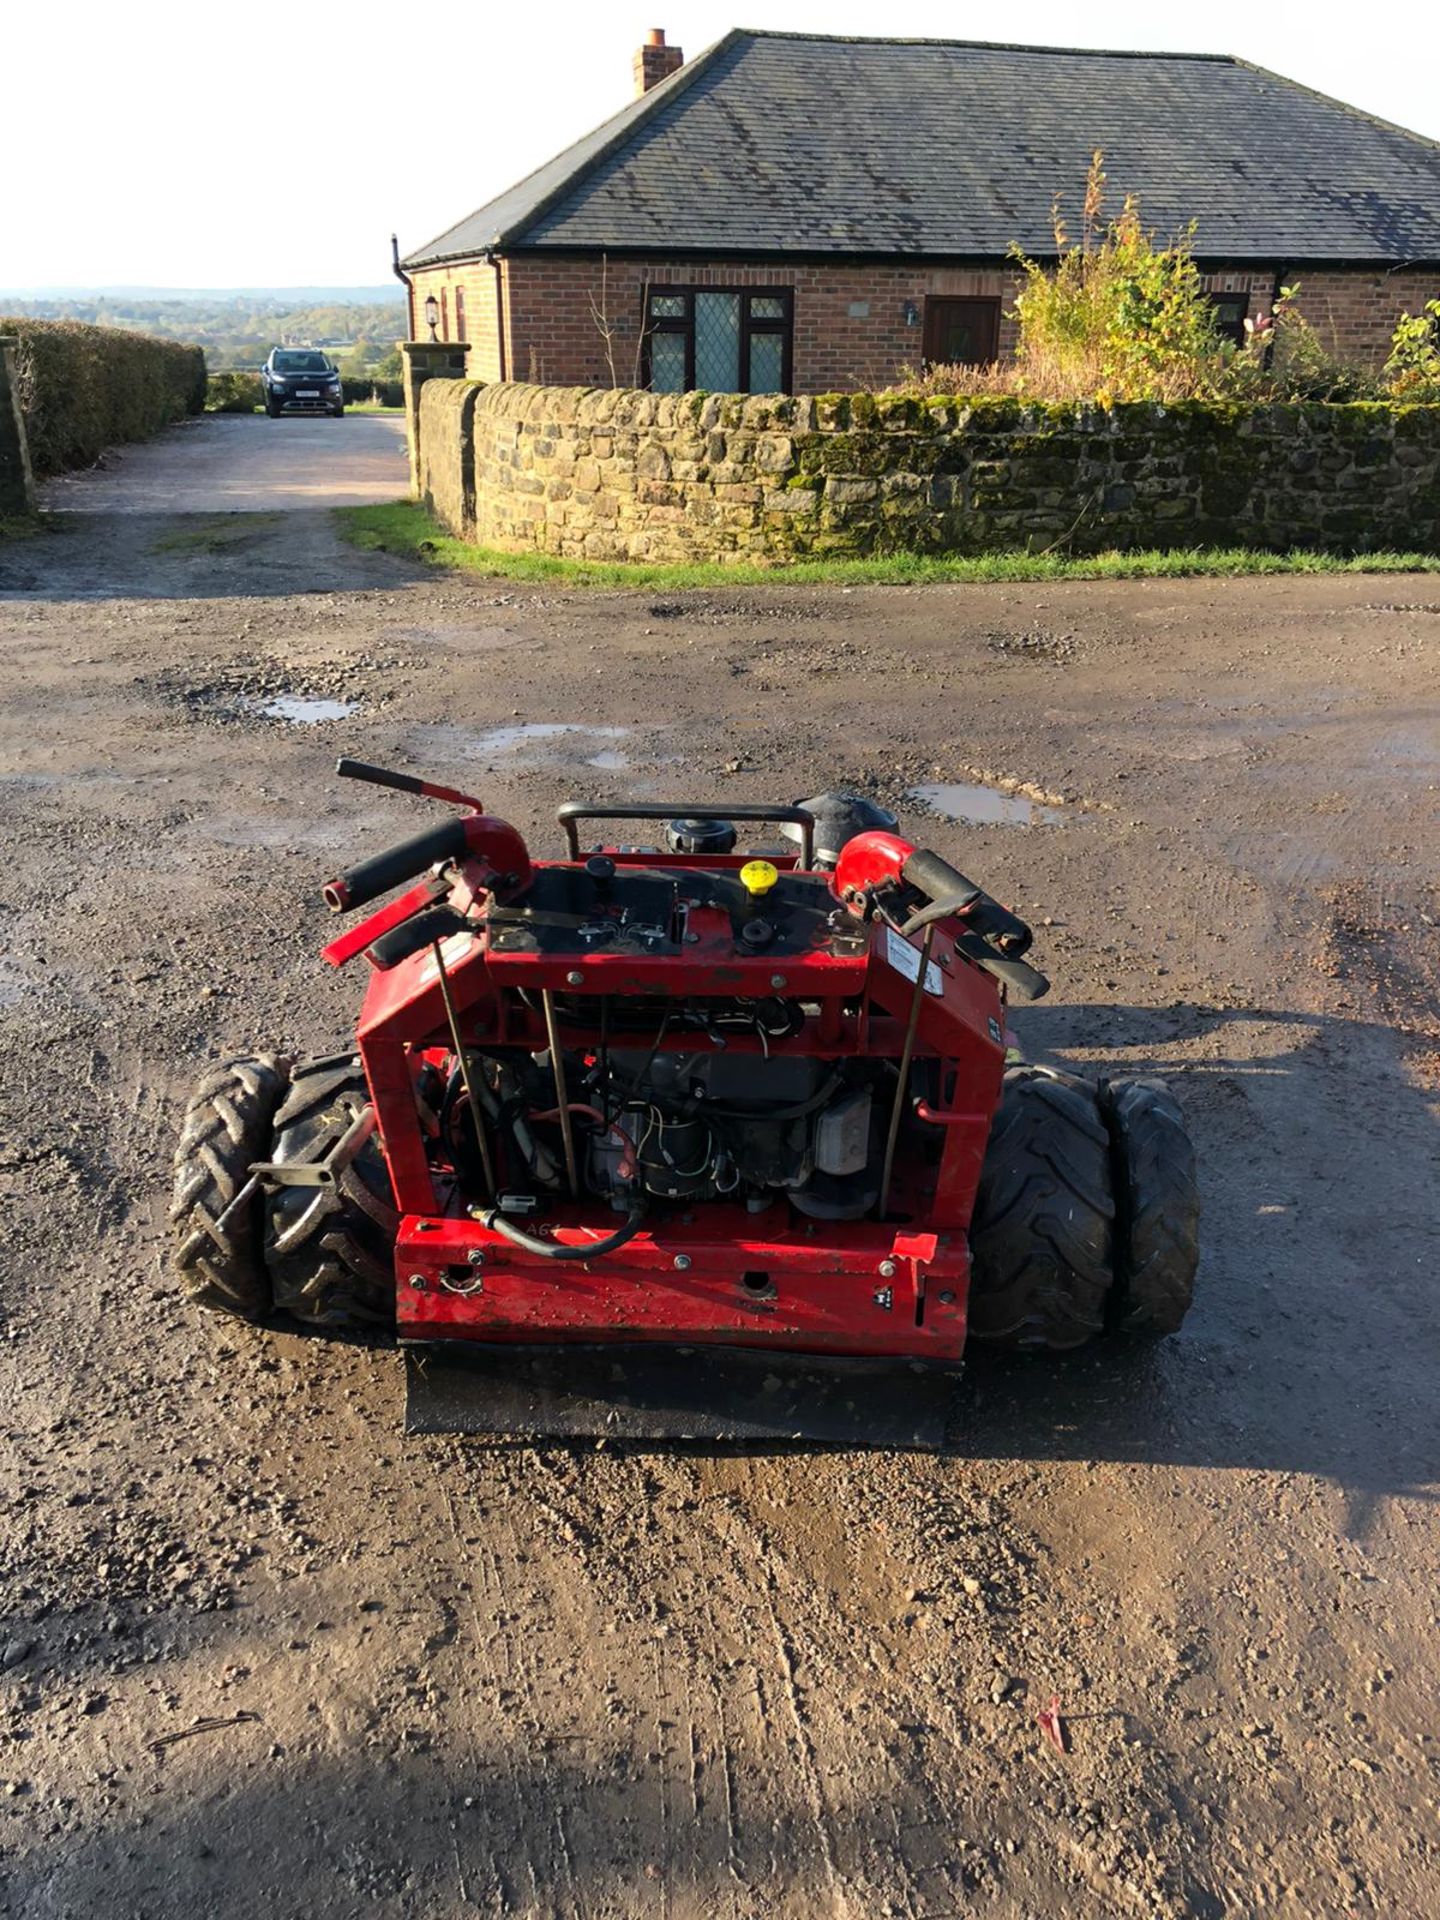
[{"left": 335, "top": 757, "right": 484, "bottom": 812}]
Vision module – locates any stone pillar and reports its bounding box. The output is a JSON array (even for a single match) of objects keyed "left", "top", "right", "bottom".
[
  {"left": 400, "top": 340, "right": 471, "bottom": 499},
  {"left": 0, "top": 338, "right": 36, "bottom": 517}
]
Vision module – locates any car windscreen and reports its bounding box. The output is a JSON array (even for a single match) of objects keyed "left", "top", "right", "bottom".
[{"left": 273, "top": 352, "right": 330, "bottom": 373}]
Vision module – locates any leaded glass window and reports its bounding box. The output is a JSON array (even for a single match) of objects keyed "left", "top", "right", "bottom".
[
  {"left": 649, "top": 330, "right": 686, "bottom": 393},
  {"left": 747, "top": 330, "right": 784, "bottom": 393},
  {"left": 641, "top": 287, "right": 792, "bottom": 394}
]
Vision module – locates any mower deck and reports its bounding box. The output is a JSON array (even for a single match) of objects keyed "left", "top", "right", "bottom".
[{"left": 402, "top": 1341, "right": 959, "bottom": 1446}]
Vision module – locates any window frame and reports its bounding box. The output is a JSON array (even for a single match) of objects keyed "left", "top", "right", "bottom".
[
  {"left": 641, "top": 285, "right": 794, "bottom": 394},
  {"left": 439, "top": 287, "right": 449, "bottom": 341},
  {"left": 454, "top": 285, "right": 467, "bottom": 342},
  {"left": 1208, "top": 292, "right": 1250, "bottom": 348}
]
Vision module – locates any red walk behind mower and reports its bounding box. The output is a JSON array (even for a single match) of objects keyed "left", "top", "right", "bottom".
[{"left": 171, "top": 761, "right": 1199, "bottom": 1443}]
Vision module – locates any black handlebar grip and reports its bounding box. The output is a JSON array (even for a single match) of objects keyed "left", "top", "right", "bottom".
[
  {"left": 335, "top": 758, "right": 427, "bottom": 797},
  {"left": 967, "top": 895, "right": 1033, "bottom": 955},
  {"left": 901, "top": 848, "right": 1033, "bottom": 954},
  {"left": 323, "top": 819, "right": 470, "bottom": 913},
  {"left": 981, "top": 953, "right": 1050, "bottom": 1002},
  {"left": 368, "top": 907, "right": 472, "bottom": 969},
  {"left": 954, "top": 935, "right": 1051, "bottom": 1003},
  {"left": 901, "top": 849, "right": 983, "bottom": 913}
]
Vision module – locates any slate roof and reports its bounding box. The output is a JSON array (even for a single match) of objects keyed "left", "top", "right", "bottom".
[{"left": 404, "top": 31, "right": 1440, "bottom": 267}]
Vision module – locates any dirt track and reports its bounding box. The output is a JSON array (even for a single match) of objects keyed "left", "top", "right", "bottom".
[{"left": 2, "top": 425, "right": 1439, "bottom": 1917}]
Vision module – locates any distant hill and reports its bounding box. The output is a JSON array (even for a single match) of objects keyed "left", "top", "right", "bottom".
[
  {"left": 0, "top": 285, "right": 403, "bottom": 303},
  {"left": 0, "top": 289, "right": 409, "bottom": 372}
]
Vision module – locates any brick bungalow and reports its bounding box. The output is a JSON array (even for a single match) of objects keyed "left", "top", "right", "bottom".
[{"left": 398, "top": 28, "right": 1440, "bottom": 394}]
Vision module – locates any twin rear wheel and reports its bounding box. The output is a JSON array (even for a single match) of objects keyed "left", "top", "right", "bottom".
[
  {"left": 170, "top": 1056, "right": 1198, "bottom": 1350},
  {"left": 967, "top": 1065, "right": 1200, "bottom": 1350},
  {"left": 170, "top": 1055, "right": 396, "bottom": 1330}
]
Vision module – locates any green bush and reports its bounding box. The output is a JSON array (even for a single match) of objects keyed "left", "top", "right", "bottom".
[
  {"left": 206, "top": 370, "right": 264, "bottom": 413},
  {"left": 341, "top": 377, "right": 403, "bottom": 407},
  {"left": 1217, "top": 286, "right": 1381, "bottom": 402},
  {"left": 1385, "top": 298, "right": 1440, "bottom": 401},
  {"left": 0, "top": 318, "right": 206, "bottom": 476},
  {"left": 1009, "top": 153, "right": 1227, "bottom": 403}
]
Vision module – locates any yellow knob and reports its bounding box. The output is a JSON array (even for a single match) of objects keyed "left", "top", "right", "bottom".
[{"left": 740, "top": 859, "right": 779, "bottom": 897}]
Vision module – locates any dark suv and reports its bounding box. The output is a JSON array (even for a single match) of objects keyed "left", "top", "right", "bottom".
[{"left": 261, "top": 349, "right": 344, "bottom": 418}]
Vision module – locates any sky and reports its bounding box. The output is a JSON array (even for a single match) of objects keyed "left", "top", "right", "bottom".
[{"left": 5, "top": 0, "right": 1439, "bottom": 291}]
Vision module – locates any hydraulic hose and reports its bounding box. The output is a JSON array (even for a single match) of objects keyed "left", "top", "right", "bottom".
[{"left": 479, "top": 1202, "right": 648, "bottom": 1263}]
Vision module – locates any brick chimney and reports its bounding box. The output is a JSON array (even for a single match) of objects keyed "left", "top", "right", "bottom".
[{"left": 634, "top": 28, "right": 683, "bottom": 95}]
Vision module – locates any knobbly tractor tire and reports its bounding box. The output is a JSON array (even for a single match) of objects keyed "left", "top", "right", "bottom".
[
  {"left": 967, "top": 1066, "right": 1116, "bottom": 1351},
  {"left": 171, "top": 1054, "right": 290, "bottom": 1319},
  {"left": 1101, "top": 1076, "right": 1200, "bottom": 1336},
  {"left": 265, "top": 1057, "right": 399, "bottom": 1329}
]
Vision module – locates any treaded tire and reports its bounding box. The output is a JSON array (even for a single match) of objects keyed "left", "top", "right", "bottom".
[
  {"left": 171, "top": 1055, "right": 289, "bottom": 1319},
  {"left": 967, "top": 1066, "right": 1116, "bottom": 1351},
  {"left": 1101, "top": 1076, "right": 1200, "bottom": 1336},
  {"left": 265, "top": 1057, "right": 398, "bottom": 1329}
]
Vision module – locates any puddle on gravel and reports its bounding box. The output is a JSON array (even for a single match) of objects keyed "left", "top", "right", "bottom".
[
  {"left": 253, "top": 695, "right": 359, "bottom": 725},
  {"left": 407, "top": 721, "right": 645, "bottom": 776},
  {"left": 909, "top": 781, "right": 1063, "bottom": 826},
  {"left": 455, "top": 722, "right": 632, "bottom": 770}
]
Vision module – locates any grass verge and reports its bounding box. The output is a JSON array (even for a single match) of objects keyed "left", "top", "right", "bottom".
[
  {"left": 150, "top": 513, "right": 281, "bottom": 555},
  {"left": 335, "top": 500, "right": 1440, "bottom": 590},
  {"left": 0, "top": 509, "right": 63, "bottom": 542}
]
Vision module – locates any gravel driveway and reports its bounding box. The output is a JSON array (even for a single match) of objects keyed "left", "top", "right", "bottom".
[
  {"left": 1, "top": 459, "right": 1437, "bottom": 1917},
  {"left": 40, "top": 411, "right": 408, "bottom": 514}
]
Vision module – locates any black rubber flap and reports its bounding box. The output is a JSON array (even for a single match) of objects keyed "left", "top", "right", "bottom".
[{"left": 403, "top": 1342, "right": 957, "bottom": 1448}]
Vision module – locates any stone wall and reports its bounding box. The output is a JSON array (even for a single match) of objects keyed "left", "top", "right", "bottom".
[{"left": 418, "top": 379, "right": 1440, "bottom": 563}]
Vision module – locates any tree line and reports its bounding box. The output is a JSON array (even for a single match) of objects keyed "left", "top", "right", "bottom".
[{"left": 0, "top": 295, "right": 407, "bottom": 376}]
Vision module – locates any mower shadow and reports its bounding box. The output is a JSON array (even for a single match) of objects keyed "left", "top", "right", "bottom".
[{"left": 957, "top": 997, "right": 1440, "bottom": 1524}]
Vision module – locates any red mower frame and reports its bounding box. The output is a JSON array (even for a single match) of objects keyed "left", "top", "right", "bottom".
[{"left": 319, "top": 768, "right": 1046, "bottom": 1367}]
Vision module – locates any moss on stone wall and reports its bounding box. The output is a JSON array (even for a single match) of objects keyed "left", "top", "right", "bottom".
[{"left": 415, "top": 380, "right": 1440, "bottom": 565}]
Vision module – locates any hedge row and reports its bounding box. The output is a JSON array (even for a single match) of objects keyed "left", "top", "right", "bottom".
[
  {"left": 207, "top": 371, "right": 264, "bottom": 413},
  {"left": 344, "top": 377, "right": 402, "bottom": 407},
  {"left": 0, "top": 318, "right": 206, "bottom": 476}
]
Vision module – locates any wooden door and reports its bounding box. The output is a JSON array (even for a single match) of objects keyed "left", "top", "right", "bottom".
[{"left": 923, "top": 297, "right": 1001, "bottom": 367}]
